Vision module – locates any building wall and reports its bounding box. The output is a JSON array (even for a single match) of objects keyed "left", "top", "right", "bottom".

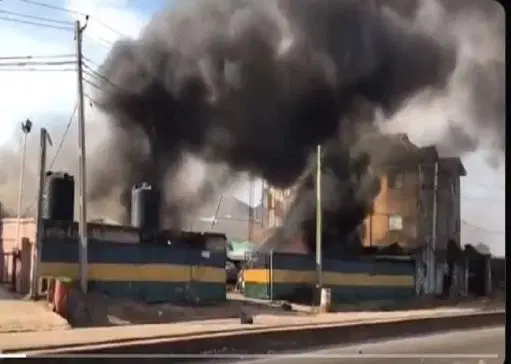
[
  {"left": 244, "top": 252, "right": 416, "bottom": 302},
  {"left": 0, "top": 218, "right": 37, "bottom": 293},
  {"left": 436, "top": 158, "right": 463, "bottom": 248},
  {"left": 43, "top": 220, "right": 140, "bottom": 244},
  {"left": 364, "top": 168, "right": 420, "bottom": 247},
  {"left": 264, "top": 186, "right": 292, "bottom": 228},
  {"left": 39, "top": 238, "right": 226, "bottom": 304},
  {"left": 0, "top": 218, "right": 142, "bottom": 295},
  {"left": 0, "top": 218, "right": 37, "bottom": 250},
  {"left": 363, "top": 154, "right": 464, "bottom": 251}
]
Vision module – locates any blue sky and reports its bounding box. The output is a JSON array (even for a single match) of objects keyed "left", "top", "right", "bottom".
[{"left": 0, "top": 0, "right": 505, "bottom": 255}]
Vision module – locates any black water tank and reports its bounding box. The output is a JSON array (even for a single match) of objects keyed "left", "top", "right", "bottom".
[
  {"left": 43, "top": 171, "right": 75, "bottom": 221},
  {"left": 131, "top": 183, "right": 160, "bottom": 230}
]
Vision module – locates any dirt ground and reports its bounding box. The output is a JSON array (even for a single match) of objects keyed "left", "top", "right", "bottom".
[
  {"left": 67, "top": 291, "right": 314, "bottom": 327},
  {"left": 0, "top": 285, "right": 69, "bottom": 333},
  {"left": 66, "top": 288, "right": 505, "bottom": 328}
]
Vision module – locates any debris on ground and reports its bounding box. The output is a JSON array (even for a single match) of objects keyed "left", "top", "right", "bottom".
[
  {"left": 66, "top": 290, "right": 309, "bottom": 328},
  {"left": 62, "top": 284, "right": 505, "bottom": 328}
]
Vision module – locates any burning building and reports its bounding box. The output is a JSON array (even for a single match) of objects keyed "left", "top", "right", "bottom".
[
  {"left": 259, "top": 133, "right": 466, "bottom": 257},
  {"left": 0, "top": 0, "right": 497, "bottom": 266},
  {"left": 362, "top": 134, "right": 466, "bottom": 251},
  {"left": 87, "top": 0, "right": 463, "bottom": 252}
]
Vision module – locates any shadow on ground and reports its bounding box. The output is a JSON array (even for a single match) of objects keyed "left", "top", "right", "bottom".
[
  {"left": 64, "top": 285, "right": 505, "bottom": 329},
  {"left": 66, "top": 290, "right": 312, "bottom": 328}
]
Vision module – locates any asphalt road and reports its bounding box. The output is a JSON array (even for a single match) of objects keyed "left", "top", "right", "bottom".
[{"left": 227, "top": 326, "right": 504, "bottom": 364}]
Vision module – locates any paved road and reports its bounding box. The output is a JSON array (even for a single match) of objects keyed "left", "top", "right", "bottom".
[{"left": 229, "top": 326, "right": 504, "bottom": 364}]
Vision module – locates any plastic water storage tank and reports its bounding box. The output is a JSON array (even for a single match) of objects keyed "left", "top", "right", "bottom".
[
  {"left": 42, "top": 171, "right": 75, "bottom": 221},
  {"left": 131, "top": 183, "right": 161, "bottom": 231}
]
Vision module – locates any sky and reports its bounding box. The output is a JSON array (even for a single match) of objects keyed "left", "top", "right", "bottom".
[{"left": 0, "top": 0, "right": 505, "bottom": 256}]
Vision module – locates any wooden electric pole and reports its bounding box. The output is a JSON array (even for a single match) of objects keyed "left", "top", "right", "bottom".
[
  {"left": 29, "top": 128, "right": 52, "bottom": 299},
  {"left": 75, "top": 18, "right": 89, "bottom": 294},
  {"left": 315, "top": 144, "right": 323, "bottom": 306}
]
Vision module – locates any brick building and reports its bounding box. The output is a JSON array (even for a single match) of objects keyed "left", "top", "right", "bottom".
[
  {"left": 262, "top": 133, "right": 466, "bottom": 253},
  {"left": 362, "top": 135, "right": 466, "bottom": 252}
]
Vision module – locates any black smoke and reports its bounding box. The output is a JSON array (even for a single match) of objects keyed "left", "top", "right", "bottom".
[
  {"left": 90, "top": 0, "right": 461, "bottom": 254},
  {"left": 382, "top": 0, "right": 505, "bottom": 157}
]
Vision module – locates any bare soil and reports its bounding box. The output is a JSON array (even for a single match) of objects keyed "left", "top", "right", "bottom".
[
  {"left": 67, "top": 291, "right": 312, "bottom": 328},
  {"left": 65, "top": 286, "right": 505, "bottom": 328}
]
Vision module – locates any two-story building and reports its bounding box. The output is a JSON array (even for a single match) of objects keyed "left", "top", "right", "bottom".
[
  {"left": 361, "top": 134, "right": 466, "bottom": 254},
  {"left": 264, "top": 133, "right": 467, "bottom": 255}
]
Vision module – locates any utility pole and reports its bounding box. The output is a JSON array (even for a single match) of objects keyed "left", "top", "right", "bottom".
[
  {"left": 15, "top": 119, "right": 32, "bottom": 249},
  {"left": 75, "top": 18, "right": 89, "bottom": 294},
  {"left": 260, "top": 180, "right": 267, "bottom": 228},
  {"left": 315, "top": 144, "right": 323, "bottom": 307},
  {"left": 430, "top": 160, "right": 439, "bottom": 293},
  {"left": 29, "top": 128, "right": 52, "bottom": 299},
  {"left": 248, "top": 175, "right": 255, "bottom": 242},
  {"left": 211, "top": 193, "right": 224, "bottom": 229}
]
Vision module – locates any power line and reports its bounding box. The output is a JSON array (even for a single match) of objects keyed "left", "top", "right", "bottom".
[
  {"left": 0, "top": 9, "right": 73, "bottom": 25},
  {"left": 19, "top": 0, "right": 87, "bottom": 16},
  {"left": 0, "top": 15, "right": 73, "bottom": 31},
  {"left": 82, "top": 56, "right": 100, "bottom": 69},
  {"left": 22, "top": 105, "right": 78, "bottom": 216},
  {"left": 48, "top": 104, "right": 77, "bottom": 170},
  {"left": 19, "top": 0, "right": 128, "bottom": 37},
  {"left": 83, "top": 62, "right": 121, "bottom": 89},
  {"left": 461, "top": 220, "right": 505, "bottom": 235},
  {"left": 0, "top": 67, "right": 75, "bottom": 72},
  {"left": 83, "top": 76, "right": 101, "bottom": 90},
  {"left": 84, "top": 34, "right": 114, "bottom": 51},
  {"left": 0, "top": 60, "right": 75, "bottom": 67},
  {"left": 19, "top": 0, "right": 123, "bottom": 53},
  {"left": 0, "top": 54, "right": 75, "bottom": 60}
]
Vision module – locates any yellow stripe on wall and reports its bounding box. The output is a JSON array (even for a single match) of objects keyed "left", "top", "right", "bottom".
[
  {"left": 38, "top": 262, "right": 226, "bottom": 283},
  {"left": 244, "top": 269, "right": 414, "bottom": 287}
]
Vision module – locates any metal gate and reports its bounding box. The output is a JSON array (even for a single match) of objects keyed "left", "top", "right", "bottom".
[{"left": 0, "top": 249, "right": 20, "bottom": 292}]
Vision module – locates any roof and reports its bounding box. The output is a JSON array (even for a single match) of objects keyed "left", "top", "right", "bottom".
[
  {"left": 227, "top": 240, "right": 258, "bottom": 261},
  {"left": 439, "top": 157, "right": 467, "bottom": 177},
  {"left": 363, "top": 133, "right": 467, "bottom": 177},
  {"left": 464, "top": 244, "right": 491, "bottom": 258}
]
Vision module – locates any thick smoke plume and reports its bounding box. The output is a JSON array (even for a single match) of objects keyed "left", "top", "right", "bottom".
[
  {"left": 0, "top": 116, "right": 107, "bottom": 219},
  {"left": 379, "top": 0, "right": 505, "bottom": 158},
  {"left": 87, "top": 0, "right": 503, "bottom": 254},
  {"left": 2, "top": 0, "right": 502, "bottom": 256}
]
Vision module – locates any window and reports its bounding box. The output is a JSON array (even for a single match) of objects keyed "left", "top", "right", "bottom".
[
  {"left": 388, "top": 214, "right": 403, "bottom": 231},
  {"left": 387, "top": 170, "right": 405, "bottom": 189}
]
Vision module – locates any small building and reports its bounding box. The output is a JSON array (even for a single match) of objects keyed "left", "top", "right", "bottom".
[{"left": 0, "top": 217, "right": 141, "bottom": 294}]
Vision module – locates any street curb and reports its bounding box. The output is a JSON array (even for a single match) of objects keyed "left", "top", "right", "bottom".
[
  {"left": 15, "top": 311, "right": 504, "bottom": 357},
  {"left": 0, "top": 311, "right": 484, "bottom": 352}
]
